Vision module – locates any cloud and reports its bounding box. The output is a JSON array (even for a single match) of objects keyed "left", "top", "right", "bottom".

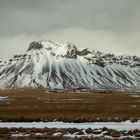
[
  {"left": 0, "top": 0, "right": 140, "bottom": 58},
  {"left": 0, "top": 0, "right": 140, "bottom": 35},
  {"left": 0, "top": 27, "right": 140, "bottom": 58}
]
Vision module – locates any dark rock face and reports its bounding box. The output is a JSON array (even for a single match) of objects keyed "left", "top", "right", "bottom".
[
  {"left": 27, "top": 41, "right": 43, "bottom": 51},
  {"left": 77, "top": 48, "right": 91, "bottom": 56},
  {"left": 94, "top": 58, "right": 105, "bottom": 67},
  {"left": 65, "top": 43, "right": 78, "bottom": 59},
  {"left": 85, "top": 128, "right": 93, "bottom": 134},
  {"left": 65, "top": 45, "right": 91, "bottom": 58}
]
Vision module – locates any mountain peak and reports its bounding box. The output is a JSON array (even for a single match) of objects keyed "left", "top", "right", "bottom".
[{"left": 26, "top": 40, "right": 80, "bottom": 58}]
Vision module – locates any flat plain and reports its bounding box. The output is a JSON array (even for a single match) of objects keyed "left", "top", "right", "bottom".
[{"left": 0, "top": 89, "right": 140, "bottom": 122}]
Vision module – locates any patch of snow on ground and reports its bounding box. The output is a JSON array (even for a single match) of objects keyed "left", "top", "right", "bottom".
[
  {"left": 35, "top": 133, "right": 43, "bottom": 136},
  {"left": 64, "top": 132, "right": 111, "bottom": 139},
  {"left": 53, "top": 132, "right": 62, "bottom": 136},
  {"left": 131, "top": 105, "right": 137, "bottom": 108},
  {"left": 0, "top": 121, "right": 140, "bottom": 131},
  {"left": 131, "top": 95, "right": 140, "bottom": 98},
  {"left": 0, "top": 96, "right": 8, "bottom": 101},
  {"left": 11, "top": 133, "right": 30, "bottom": 137}
]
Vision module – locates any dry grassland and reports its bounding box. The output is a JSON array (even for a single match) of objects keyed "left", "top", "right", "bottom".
[{"left": 0, "top": 89, "right": 140, "bottom": 122}]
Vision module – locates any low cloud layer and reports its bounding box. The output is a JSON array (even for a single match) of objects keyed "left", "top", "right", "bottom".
[{"left": 0, "top": 0, "right": 140, "bottom": 58}]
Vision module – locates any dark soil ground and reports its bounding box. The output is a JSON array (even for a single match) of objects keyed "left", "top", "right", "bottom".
[
  {"left": 0, "top": 89, "right": 140, "bottom": 122},
  {"left": 1, "top": 127, "right": 140, "bottom": 140}
]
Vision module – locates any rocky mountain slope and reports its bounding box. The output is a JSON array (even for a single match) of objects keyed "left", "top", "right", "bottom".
[{"left": 0, "top": 40, "right": 140, "bottom": 92}]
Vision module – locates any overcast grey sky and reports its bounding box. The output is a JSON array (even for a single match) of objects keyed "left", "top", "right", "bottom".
[{"left": 0, "top": 0, "right": 140, "bottom": 58}]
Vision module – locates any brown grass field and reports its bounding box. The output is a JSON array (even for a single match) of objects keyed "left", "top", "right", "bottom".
[{"left": 0, "top": 89, "right": 140, "bottom": 122}]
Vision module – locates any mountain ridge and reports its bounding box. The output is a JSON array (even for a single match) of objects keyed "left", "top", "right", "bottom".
[{"left": 0, "top": 40, "right": 140, "bottom": 92}]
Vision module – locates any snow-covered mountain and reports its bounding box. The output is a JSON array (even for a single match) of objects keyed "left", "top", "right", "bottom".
[{"left": 0, "top": 40, "right": 140, "bottom": 92}]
